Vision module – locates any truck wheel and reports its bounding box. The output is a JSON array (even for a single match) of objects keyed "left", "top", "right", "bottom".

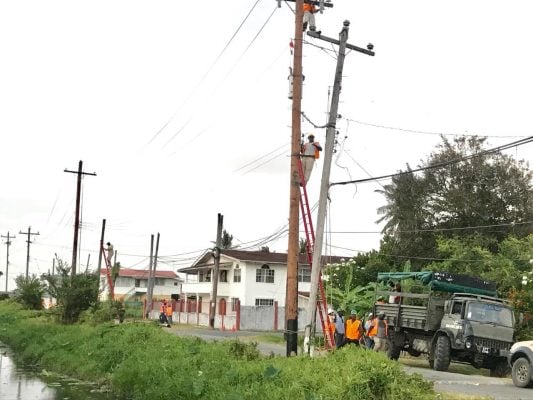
[
  {"left": 490, "top": 360, "right": 511, "bottom": 378},
  {"left": 512, "top": 357, "right": 532, "bottom": 388},
  {"left": 388, "top": 344, "right": 401, "bottom": 361},
  {"left": 433, "top": 335, "right": 451, "bottom": 371}
]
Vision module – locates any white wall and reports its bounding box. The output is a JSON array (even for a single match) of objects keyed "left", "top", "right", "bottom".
[{"left": 243, "top": 261, "right": 287, "bottom": 307}]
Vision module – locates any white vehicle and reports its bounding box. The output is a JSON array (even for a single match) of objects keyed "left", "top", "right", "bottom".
[{"left": 508, "top": 340, "right": 533, "bottom": 388}]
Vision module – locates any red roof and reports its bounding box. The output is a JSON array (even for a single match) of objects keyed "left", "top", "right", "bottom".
[
  {"left": 99, "top": 268, "right": 178, "bottom": 279},
  {"left": 220, "top": 249, "right": 345, "bottom": 266}
]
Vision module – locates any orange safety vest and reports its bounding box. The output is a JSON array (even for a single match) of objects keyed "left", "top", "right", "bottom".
[
  {"left": 303, "top": 4, "right": 316, "bottom": 12},
  {"left": 302, "top": 142, "right": 321, "bottom": 159},
  {"left": 160, "top": 303, "right": 166, "bottom": 313},
  {"left": 368, "top": 317, "right": 388, "bottom": 337},
  {"left": 345, "top": 319, "right": 362, "bottom": 340},
  {"left": 367, "top": 317, "right": 378, "bottom": 337},
  {"left": 165, "top": 305, "right": 173, "bottom": 317}
]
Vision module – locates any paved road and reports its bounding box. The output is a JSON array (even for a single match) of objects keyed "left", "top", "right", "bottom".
[
  {"left": 167, "top": 326, "right": 287, "bottom": 356},
  {"left": 168, "top": 327, "right": 533, "bottom": 399},
  {"left": 404, "top": 366, "right": 531, "bottom": 400}
]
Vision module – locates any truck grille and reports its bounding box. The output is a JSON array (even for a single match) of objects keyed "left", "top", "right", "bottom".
[{"left": 473, "top": 337, "right": 511, "bottom": 351}]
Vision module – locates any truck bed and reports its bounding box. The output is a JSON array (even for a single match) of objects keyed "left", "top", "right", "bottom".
[{"left": 374, "top": 291, "right": 445, "bottom": 332}]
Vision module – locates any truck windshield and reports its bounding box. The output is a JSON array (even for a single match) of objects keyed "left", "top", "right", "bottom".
[{"left": 466, "top": 302, "right": 513, "bottom": 327}]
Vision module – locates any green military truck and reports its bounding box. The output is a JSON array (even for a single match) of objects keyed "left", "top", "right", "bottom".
[{"left": 374, "top": 271, "right": 515, "bottom": 377}]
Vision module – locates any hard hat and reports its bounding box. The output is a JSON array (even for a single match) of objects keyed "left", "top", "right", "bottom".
[
  {"left": 350, "top": 310, "right": 357, "bottom": 315},
  {"left": 327, "top": 308, "right": 335, "bottom": 314}
]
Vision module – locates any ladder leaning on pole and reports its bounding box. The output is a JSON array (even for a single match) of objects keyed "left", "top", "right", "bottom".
[
  {"left": 297, "top": 157, "right": 335, "bottom": 350},
  {"left": 101, "top": 245, "right": 115, "bottom": 300}
]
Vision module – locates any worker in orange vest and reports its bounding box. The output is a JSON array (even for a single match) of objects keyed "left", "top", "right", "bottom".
[
  {"left": 165, "top": 302, "right": 173, "bottom": 326},
  {"left": 345, "top": 310, "right": 364, "bottom": 346},
  {"left": 159, "top": 299, "right": 168, "bottom": 324},
  {"left": 303, "top": 2, "right": 317, "bottom": 32},
  {"left": 367, "top": 312, "right": 388, "bottom": 352},
  {"left": 326, "top": 308, "right": 336, "bottom": 346},
  {"left": 300, "top": 134, "right": 322, "bottom": 183}
]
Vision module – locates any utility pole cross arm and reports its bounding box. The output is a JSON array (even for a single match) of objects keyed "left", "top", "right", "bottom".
[
  {"left": 307, "top": 31, "right": 375, "bottom": 56},
  {"left": 283, "top": 0, "right": 333, "bottom": 8}
]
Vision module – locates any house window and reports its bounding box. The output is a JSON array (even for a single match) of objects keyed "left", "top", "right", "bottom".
[
  {"left": 298, "top": 266, "right": 311, "bottom": 283},
  {"left": 220, "top": 270, "right": 228, "bottom": 283},
  {"left": 255, "top": 298, "right": 274, "bottom": 307},
  {"left": 200, "top": 271, "right": 211, "bottom": 282},
  {"left": 256, "top": 264, "right": 274, "bottom": 283},
  {"left": 233, "top": 268, "right": 241, "bottom": 283},
  {"left": 114, "top": 277, "right": 129, "bottom": 287},
  {"left": 135, "top": 279, "right": 141, "bottom": 287},
  {"left": 154, "top": 278, "right": 165, "bottom": 286},
  {"left": 231, "top": 297, "right": 240, "bottom": 311}
]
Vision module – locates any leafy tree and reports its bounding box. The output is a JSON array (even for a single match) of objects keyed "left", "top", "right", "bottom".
[
  {"left": 377, "top": 136, "right": 533, "bottom": 267},
  {"left": 299, "top": 238, "right": 308, "bottom": 254},
  {"left": 14, "top": 274, "right": 45, "bottom": 310},
  {"left": 42, "top": 258, "right": 99, "bottom": 323},
  {"left": 221, "top": 229, "right": 234, "bottom": 249}
]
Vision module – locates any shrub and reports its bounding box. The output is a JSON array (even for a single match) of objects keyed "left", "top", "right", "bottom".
[
  {"left": 13, "top": 274, "right": 45, "bottom": 309},
  {"left": 42, "top": 260, "right": 99, "bottom": 323}
]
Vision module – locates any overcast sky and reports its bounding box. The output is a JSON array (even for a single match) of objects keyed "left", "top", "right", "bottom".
[{"left": 1, "top": 1, "right": 532, "bottom": 290}]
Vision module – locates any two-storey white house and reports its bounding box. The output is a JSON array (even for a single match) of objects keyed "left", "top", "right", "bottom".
[
  {"left": 99, "top": 268, "right": 182, "bottom": 301},
  {"left": 179, "top": 249, "right": 343, "bottom": 313}
]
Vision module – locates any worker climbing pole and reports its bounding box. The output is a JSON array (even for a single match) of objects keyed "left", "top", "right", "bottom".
[{"left": 284, "top": 0, "right": 334, "bottom": 357}]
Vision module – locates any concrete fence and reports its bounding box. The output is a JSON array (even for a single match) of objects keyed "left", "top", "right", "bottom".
[{"left": 147, "top": 299, "right": 322, "bottom": 332}]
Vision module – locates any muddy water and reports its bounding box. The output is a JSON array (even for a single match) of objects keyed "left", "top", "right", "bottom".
[{"left": 0, "top": 346, "right": 114, "bottom": 400}]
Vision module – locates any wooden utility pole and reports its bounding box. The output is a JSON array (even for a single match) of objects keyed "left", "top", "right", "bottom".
[
  {"left": 152, "top": 233, "right": 160, "bottom": 305},
  {"left": 97, "top": 219, "right": 106, "bottom": 276},
  {"left": 209, "top": 213, "right": 224, "bottom": 329},
  {"left": 64, "top": 160, "right": 96, "bottom": 275},
  {"left": 1, "top": 232, "right": 15, "bottom": 292},
  {"left": 18, "top": 226, "right": 39, "bottom": 278},
  {"left": 146, "top": 234, "right": 154, "bottom": 318},
  {"left": 285, "top": 0, "right": 305, "bottom": 357},
  {"left": 304, "top": 21, "right": 375, "bottom": 355}
]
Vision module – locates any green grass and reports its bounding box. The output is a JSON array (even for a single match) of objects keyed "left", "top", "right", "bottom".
[{"left": 0, "top": 301, "right": 439, "bottom": 399}]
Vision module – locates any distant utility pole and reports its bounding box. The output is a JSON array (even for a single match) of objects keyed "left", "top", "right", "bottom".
[
  {"left": 1, "top": 232, "right": 15, "bottom": 292},
  {"left": 284, "top": 0, "right": 307, "bottom": 358},
  {"left": 209, "top": 213, "right": 224, "bottom": 329},
  {"left": 147, "top": 233, "right": 160, "bottom": 317},
  {"left": 18, "top": 226, "right": 40, "bottom": 278},
  {"left": 97, "top": 219, "right": 106, "bottom": 276},
  {"left": 64, "top": 160, "right": 96, "bottom": 275},
  {"left": 304, "top": 21, "right": 375, "bottom": 354},
  {"left": 146, "top": 234, "right": 155, "bottom": 318}
]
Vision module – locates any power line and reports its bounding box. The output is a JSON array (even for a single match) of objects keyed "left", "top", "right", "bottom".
[
  {"left": 144, "top": 0, "right": 264, "bottom": 148},
  {"left": 344, "top": 118, "right": 531, "bottom": 139},
  {"left": 233, "top": 142, "right": 289, "bottom": 172},
  {"left": 323, "top": 220, "right": 533, "bottom": 234},
  {"left": 162, "top": 4, "right": 279, "bottom": 150},
  {"left": 331, "top": 136, "right": 533, "bottom": 186}
]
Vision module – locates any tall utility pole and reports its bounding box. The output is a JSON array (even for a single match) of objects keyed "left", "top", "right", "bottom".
[
  {"left": 146, "top": 234, "right": 155, "bottom": 318},
  {"left": 285, "top": 0, "right": 306, "bottom": 358},
  {"left": 64, "top": 160, "right": 96, "bottom": 275},
  {"left": 209, "top": 213, "right": 224, "bottom": 329},
  {"left": 18, "top": 226, "right": 39, "bottom": 278},
  {"left": 152, "top": 233, "right": 160, "bottom": 307},
  {"left": 97, "top": 219, "right": 106, "bottom": 276},
  {"left": 304, "top": 21, "right": 375, "bottom": 354},
  {"left": 1, "top": 232, "right": 15, "bottom": 292}
]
